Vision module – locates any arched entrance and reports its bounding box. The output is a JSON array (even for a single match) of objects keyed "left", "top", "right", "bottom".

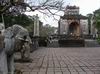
[{"left": 68, "top": 22, "right": 80, "bottom": 36}]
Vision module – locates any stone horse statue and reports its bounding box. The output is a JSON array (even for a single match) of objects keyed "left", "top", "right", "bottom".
[{"left": 3, "top": 24, "right": 31, "bottom": 74}]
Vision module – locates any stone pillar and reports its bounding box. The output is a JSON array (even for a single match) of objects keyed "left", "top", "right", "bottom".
[{"left": 33, "top": 14, "right": 39, "bottom": 36}]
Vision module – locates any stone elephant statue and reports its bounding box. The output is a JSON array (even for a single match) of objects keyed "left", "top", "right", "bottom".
[{"left": 3, "top": 24, "right": 32, "bottom": 74}]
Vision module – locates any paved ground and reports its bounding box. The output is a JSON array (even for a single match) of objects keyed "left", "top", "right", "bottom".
[{"left": 15, "top": 47, "right": 100, "bottom": 74}]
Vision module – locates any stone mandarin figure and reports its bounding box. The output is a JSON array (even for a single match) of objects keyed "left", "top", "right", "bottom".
[
  {"left": 4, "top": 27, "right": 15, "bottom": 74},
  {"left": 0, "top": 30, "right": 8, "bottom": 74}
]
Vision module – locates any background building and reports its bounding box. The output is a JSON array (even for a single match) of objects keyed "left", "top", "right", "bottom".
[{"left": 58, "top": 6, "right": 89, "bottom": 36}]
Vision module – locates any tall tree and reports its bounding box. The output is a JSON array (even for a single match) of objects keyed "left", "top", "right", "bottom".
[
  {"left": 0, "top": 0, "right": 64, "bottom": 29},
  {"left": 93, "top": 9, "right": 100, "bottom": 43},
  {"left": 93, "top": 9, "right": 100, "bottom": 33}
]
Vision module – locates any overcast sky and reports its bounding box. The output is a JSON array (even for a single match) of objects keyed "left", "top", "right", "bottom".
[
  {"left": 69, "top": 0, "right": 100, "bottom": 15},
  {"left": 25, "top": 0, "right": 100, "bottom": 27}
]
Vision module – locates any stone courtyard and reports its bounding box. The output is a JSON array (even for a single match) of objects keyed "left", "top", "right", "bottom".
[{"left": 15, "top": 47, "right": 100, "bottom": 74}]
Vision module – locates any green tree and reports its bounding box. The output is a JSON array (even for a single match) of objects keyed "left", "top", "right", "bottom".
[
  {"left": 94, "top": 9, "right": 100, "bottom": 30},
  {"left": 1, "top": 13, "right": 33, "bottom": 28},
  {"left": 40, "top": 24, "right": 57, "bottom": 37},
  {"left": 93, "top": 8, "right": 100, "bottom": 43}
]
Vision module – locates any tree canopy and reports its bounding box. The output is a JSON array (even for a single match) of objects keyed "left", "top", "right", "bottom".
[
  {"left": 93, "top": 9, "right": 100, "bottom": 30},
  {"left": 0, "top": 13, "right": 33, "bottom": 28},
  {"left": 40, "top": 24, "right": 57, "bottom": 37}
]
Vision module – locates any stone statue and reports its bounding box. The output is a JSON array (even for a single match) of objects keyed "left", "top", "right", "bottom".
[
  {"left": 0, "top": 23, "right": 8, "bottom": 74},
  {"left": 4, "top": 27, "right": 15, "bottom": 74},
  {"left": 0, "top": 30, "right": 8, "bottom": 74},
  {"left": 3, "top": 24, "right": 31, "bottom": 74},
  {"left": 12, "top": 25, "right": 31, "bottom": 60}
]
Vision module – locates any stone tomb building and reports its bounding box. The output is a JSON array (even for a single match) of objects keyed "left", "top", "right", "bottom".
[{"left": 58, "top": 6, "right": 89, "bottom": 37}]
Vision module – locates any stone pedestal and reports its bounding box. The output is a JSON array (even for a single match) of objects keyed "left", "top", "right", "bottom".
[{"left": 58, "top": 39, "right": 85, "bottom": 47}]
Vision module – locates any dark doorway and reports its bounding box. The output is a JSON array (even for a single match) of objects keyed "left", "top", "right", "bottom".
[{"left": 68, "top": 22, "right": 80, "bottom": 36}]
